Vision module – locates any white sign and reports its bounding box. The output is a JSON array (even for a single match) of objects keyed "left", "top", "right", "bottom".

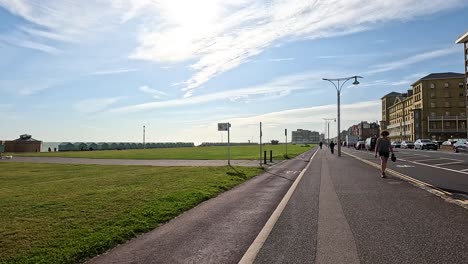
[{"left": 218, "top": 123, "right": 230, "bottom": 131}]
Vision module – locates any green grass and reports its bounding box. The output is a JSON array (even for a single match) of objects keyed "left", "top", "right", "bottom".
[
  {"left": 0, "top": 163, "right": 262, "bottom": 264},
  {"left": 10, "top": 144, "right": 314, "bottom": 160}
]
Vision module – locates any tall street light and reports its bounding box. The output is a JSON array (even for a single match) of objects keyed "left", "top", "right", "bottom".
[
  {"left": 323, "top": 118, "right": 336, "bottom": 145},
  {"left": 323, "top": 76, "right": 363, "bottom": 157}
]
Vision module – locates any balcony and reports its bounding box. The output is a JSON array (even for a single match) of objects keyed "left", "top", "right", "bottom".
[
  {"left": 427, "top": 128, "right": 467, "bottom": 133},
  {"left": 428, "top": 116, "right": 467, "bottom": 121}
]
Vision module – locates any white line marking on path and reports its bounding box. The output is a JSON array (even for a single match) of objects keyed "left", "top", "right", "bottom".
[
  {"left": 412, "top": 158, "right": 446, "bottom": 162},
  {"left": 399, "top": 158, "right": 468, "bottom": 175},
  {"left": 433, "top": 161, "right": 464, "bottom": 166},
  {"left": 238, "top": 149, "right": 318, "bottom": 264},
  {"left": 461, "top": 169, "right": 468, "bottom": 172}
]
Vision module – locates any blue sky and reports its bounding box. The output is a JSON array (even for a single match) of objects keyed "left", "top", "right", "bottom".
[{"left": 0, "top": 0, "right": 467, "bottom": 144}]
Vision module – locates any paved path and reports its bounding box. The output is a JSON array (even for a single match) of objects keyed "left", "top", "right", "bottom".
[
  {"left": 0, "top": 156, "right": 272, "bottom": 167},
  {"left": 86, "top": 148, "right": 468, "bottom": 263}
]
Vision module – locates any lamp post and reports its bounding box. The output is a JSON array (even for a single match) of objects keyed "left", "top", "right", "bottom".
[
  {"left": 323, "top": 118, "right": 336, "bottom": 146},
  {"left": 143, "top": 125, "right": 146, "bottom": 149},
  {"left": 323, "top": 76, "right": 363, "bottom": 157}
]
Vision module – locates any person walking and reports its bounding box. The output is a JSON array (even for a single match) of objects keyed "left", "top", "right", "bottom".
[
  {"left": 319, "top": 141, "right": 323, "bottom": 149},
  {"left": 329, "top": 140, "right": 335, "bottom": 154},
  {"left": 374, "top": 130, "right": 393, "bottom": 178}
]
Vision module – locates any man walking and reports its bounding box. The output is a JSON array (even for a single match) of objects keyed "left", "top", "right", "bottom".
[
  {"left": 329, "top": 140, "right": 335, "bottom": 154},
  {"left": 319, "top": 141, "right": 323, "bottom": 149}
]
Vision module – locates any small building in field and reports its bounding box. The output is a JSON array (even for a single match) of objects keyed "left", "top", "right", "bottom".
[
  {"left": 109, "top": 143, "right": 118, "bottom": 150},
  {"left": 73, "top": 142, "right": 87, "bottom": 151},
  {"left": 4, "top": 134, "right": 42, "bottom": 152},
  {"left": 86, "top": 143, "right": 98, "bottom": 151},
  {"left": 58, "top": 142, "right": 74, "bottom": 151},
  {"left": 97, "top": 143, "right": 109, "bottom": 150}
]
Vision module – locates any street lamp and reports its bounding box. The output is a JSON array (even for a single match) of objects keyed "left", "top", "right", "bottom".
[
  {"left": 323, "top": 76, "right": 363, "bottom": 157},
  {"left": 323, "top": 118, "right": 336, "bottom": 146}
]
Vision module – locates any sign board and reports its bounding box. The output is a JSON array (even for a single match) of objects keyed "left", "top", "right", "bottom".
[
  {"left": 218, "top": 123, "right": 230, "bottom": 131},
  {"left": 285, "top": 129, "right": 287, "bottom": 136}
]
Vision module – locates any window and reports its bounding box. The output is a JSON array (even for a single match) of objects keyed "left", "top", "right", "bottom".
[
  {"left": 445, "top": 122, "right": 450, "bottom": 127},
  {"left": 430, "top": 83, "right": 435, "bottom": 89},
  {"left": 459, "top": 101, "right": 465, "bottom": 107},
  {"left": 460, "top": 82, "right": 464, "bottom": 88},
  {"left": 430, "top": 112, "right": 436, "bottom": 117},
  {"left": 444, "top": 82, "right": 449, "bottom": 88},
  {"left": 430, "top": 102, "right": 436, "bottom": 108},
  {"left": 430, "top": 92, "right": 435, "bottom": 98},
  {"left": 444, "top": 91, "right": 450, "bottom": 97},
  {"left": 444, "top": 102, "right": 450, "bottom": 107},
  {"left": 445, "top": 111, "right": 450, "bottom": 116}
]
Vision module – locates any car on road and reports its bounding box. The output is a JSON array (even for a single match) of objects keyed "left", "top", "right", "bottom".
[
  {"left": 401, "top": 141, "right": 414, "bottom": 149},
  {"left": 414, "top": 139, "right": 438, "bottom": 150},
  {"left": 391, "top": 141, "right": 401, "bottom": 148},
  {"left": 365, "top": 137, "right": 377, "bottom": 151},
  {"left": 454, "top": 142, "right": 468, "bottom": 153},
  {"left": 355, "top": 141, "right": 365, "bottom": 150}
]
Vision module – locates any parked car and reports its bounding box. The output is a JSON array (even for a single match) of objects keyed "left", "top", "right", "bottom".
[
  {"left": 355, "top": 141, "right": 365, "bottom": 150},
  {"left": 365, "top": 137, "right": 377, "bottom": 151},
  {"left": 454, "top": 142, "right": 468, "bottom": 153},
  {"left": 452, "top": 139, "right": 468, "bottom": 149},
  {"left": 414, "top": 139, "right": 437, "bottom": 150},
  {"left": 401, "top": 141, "right": 414, "bottom": 149},
  {"left": 391, "top": 141, "right": 401, "bottom": 148}
]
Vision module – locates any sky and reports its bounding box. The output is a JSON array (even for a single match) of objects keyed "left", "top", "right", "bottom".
[{"left": 0, "top": 0, "right": 467, "bottom": 144}]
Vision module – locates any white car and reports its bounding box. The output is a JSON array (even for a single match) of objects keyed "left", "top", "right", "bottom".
[{"left": 442, "top": 141, "right": 452, "bottom": 146}]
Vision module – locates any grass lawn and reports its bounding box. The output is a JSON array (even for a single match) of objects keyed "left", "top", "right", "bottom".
[
  {"left": 10, "top": 144, "right": 315, "bottom": 160},
  {"left": 0, "top": 163, "right": 262, "bottom": 264}
]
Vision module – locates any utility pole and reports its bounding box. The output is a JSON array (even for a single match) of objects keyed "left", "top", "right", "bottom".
[
  {"left": 143, "top": 125, "right": 146, "bottom": 149},
  {"left": 260, "top": 122, "right": 262, "bottom": 167},
  {"left": 323, "top": 118, "right": 336, "bottom": 147}
]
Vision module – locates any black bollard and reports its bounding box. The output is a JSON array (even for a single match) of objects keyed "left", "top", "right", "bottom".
[
  {"left": 270, "top": 150, "right": 273, "bottom": 162},
  {"left": 264, "top": 150, "right": 267, "bottom": 164}
]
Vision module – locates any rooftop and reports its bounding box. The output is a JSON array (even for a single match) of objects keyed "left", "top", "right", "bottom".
[
  {"left": 455, "top": 31, "right": 468, "bottom": 44},
  {"left": 381, "top": 92, "right": 401, "bottom": 99},
  {"left": 411, "top": 72, "right": 465, "bottom": 86}
]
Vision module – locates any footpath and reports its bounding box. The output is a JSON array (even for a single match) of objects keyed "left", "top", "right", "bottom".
[{"left": 87, "top": 148, "right": 468, "bottom": 264}]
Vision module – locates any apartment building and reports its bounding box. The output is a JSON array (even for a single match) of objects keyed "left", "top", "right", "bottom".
[
  {"left": 381, "top": 73, "right": 466, "bottom": 141},
  {"left": 291, "top": 129, "right": 320, "bottom": 144},
  {"left": 348, "top": 121, "right": 380, "bottom": 140},
  {"left": 456, "top": 31, "right": 468, "bottom": 92}
]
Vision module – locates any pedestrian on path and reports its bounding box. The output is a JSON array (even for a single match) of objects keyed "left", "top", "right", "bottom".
[
  {"left": 329, "top": 140, "right": 335, "bottom": 154},
  {"left": 319, "top": 141, "right": 323, "bottom": 149},
  {"left": 374, "top": 130, "right": 393, "bottom": 178}
]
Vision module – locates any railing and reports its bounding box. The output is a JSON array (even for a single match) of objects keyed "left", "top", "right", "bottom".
[
  {"left": 427, "top": 128, "right": 467, "bottom": 133},
  {"left": 428, "top": 116, "right": 466, "bottom": 121}
]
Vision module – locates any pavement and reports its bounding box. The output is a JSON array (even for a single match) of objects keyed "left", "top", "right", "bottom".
[
  {"left": 83, "top": 147, "right": 468, "bottom": 264},
  {"left": 0, "top": 156, "right": 269, "bottom": 167}
]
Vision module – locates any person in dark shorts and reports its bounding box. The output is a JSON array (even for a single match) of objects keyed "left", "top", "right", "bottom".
[
  {"left": 319, "top": 141, "right": 323, "bottom": 149},
  {"left": 329, "top": 140, "right": 335, "bottom": 154},
  {"left": 374, "top": 131, "right": 393, "bottom": 178}
]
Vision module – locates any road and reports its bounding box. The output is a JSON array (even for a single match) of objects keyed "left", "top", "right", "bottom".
[
  {"left": 86, "top": 147, "right": 468, "bottom": 264},
  {"left": 343, "top": 147, "right": 468, "bottom": 196}
]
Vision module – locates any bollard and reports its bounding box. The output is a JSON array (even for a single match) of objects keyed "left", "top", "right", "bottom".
[
  {"left": 270, "top": 150, "right": 273, "bottom": 162},
  {"left": 264, "top": 151, "right": 267, "bottom": 164}
]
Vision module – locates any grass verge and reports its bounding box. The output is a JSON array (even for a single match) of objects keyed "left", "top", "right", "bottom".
[
  {"left": 9, "top": 144, "right": 315, "bottom": 160},
  {"left": 0, "top": 163, "right": 262, "bottom": 263}
]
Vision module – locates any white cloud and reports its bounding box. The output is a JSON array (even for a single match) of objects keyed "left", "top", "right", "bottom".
[
  {"left": 74, "top": 97, "right": 123, "bottom": 114},
  {"left": 366, "top": 46, "right": 459, "bottom": 74},
  {"left": 138, "top": 85, "right": 168, "bottom": 99},
  {"left": 90, "top": 68, "right": 140, "bottom": 75},
  {"left": 127, "top": 0, "right": 465, "bottom": 96},
  {"left": 110, "top": 71, "right": 327, "bottom": 113},
  {"left": 267, "top": 57, "right": 294, "bottom": 62}
]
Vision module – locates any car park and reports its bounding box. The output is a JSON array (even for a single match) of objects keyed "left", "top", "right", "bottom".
[
  {"left": 414, "top": 139, "right": 438, "bottom": 150},
  {"left": 442, "top": 141, "right": 452, "bottom": 146},
  {"left": 401, "top": 141, "right": 414, "bottom": 149},
  {"left": 355, "top": 141, "right": 365, "bottom": 150},
  {"left": 365, "top": 137, "right": 377, "bottom": 151},
  {"left": 391, "top": 141, "right": 401, "bottom": 148}
]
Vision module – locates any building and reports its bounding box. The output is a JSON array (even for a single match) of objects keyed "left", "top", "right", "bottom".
[
  {"left": 348, "top": 121, "right": 380, "bottom": 140},
  {"left": 4, "top": 134, "right": 42, "bottom": 152},
  {"left": 381, "top": 73, "right": 466, "bottom": 141},
  {"left": 291, "top": 129, "right": 320, "bottom": 144},
  {"left": 456, "top": 32, "right": 468, "bottom": 94}
]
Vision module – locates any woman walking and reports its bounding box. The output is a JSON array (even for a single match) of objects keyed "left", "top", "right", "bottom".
[{"left": 374, "top": 131, "right": 393, "bottom": 178}]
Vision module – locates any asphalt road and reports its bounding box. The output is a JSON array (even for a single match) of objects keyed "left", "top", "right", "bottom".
[
  {"left": 343, "top": 147, "right": 468, "bottom": 195},
  {"left": 86, "top": 150, "right": 316, "bottom": 264}
]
